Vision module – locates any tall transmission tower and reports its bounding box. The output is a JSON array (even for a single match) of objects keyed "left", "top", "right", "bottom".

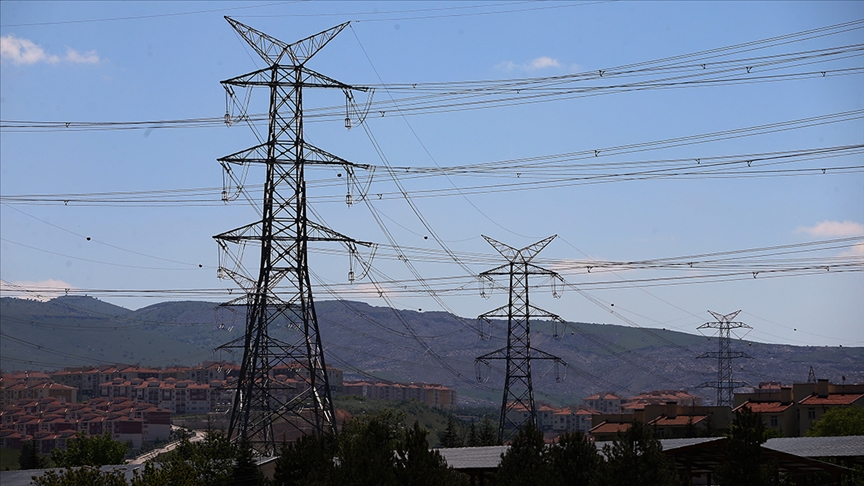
[
  {"left": 475, "top": 235, "right": 567, "bottom": 443},
  {"left": 696, "top": 310, "right": 752, "bottom": 407},
  {"left": 213, "top": 17, "right": 371, "bottom": 455}
]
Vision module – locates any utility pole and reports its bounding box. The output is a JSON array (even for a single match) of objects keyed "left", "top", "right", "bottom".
[
  {"left": 475, "top": 235, "right": 566, "bottom": 442},
  {"left": 214, "top": 17, "right": 370, "bottom": 455},
  {"left": 697, "top": 310, "right": 752, "bottom": 407}
]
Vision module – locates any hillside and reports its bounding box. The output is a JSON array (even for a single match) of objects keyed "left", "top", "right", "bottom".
[{"left": 1, "top": 296, "right": 861, "bottom": 406}]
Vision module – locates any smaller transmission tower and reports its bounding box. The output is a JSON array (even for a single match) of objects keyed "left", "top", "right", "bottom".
[
  {"left": 475, "top": 235, "right": 566, "bottom": 443},
  {"left": 697, "top": 310, "right": 751, "bottom": 407},
  {"left": 807, "top": 366, "right": 817, "bottom": 383}
]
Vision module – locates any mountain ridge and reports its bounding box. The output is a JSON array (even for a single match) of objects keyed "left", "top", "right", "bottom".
[{"left": 1, "top": 296, "right": 861, "bottom": 406}]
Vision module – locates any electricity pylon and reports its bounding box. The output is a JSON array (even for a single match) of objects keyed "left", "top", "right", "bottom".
[
  {"left": 214, "top": 17, "right": 371, "bottom": 455},
  {"left": 696, "top": 310, "right": 752, "bottom": 407},
  {"left": 475, "top": 235, "right": 567, "bottom": 443}
]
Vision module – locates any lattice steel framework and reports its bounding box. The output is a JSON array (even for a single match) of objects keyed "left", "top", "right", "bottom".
[
  {"left": 214, "top": 17, "right": 370, "bottom": 455},
  {"left": 475, "top": 235, "right": 566, "bottom": 443},
  {"left": 696, "top": 310, "right": 752, "bottom": 407}
]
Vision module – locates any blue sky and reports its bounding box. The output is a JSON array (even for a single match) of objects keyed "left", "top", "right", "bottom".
[{"left": 1, "top": 1, "right": 862, "bottom": 348}]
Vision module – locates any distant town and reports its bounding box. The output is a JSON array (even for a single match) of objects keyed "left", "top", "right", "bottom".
[{"left": 2, "top": 361, "right": 860, "bottom": 454}]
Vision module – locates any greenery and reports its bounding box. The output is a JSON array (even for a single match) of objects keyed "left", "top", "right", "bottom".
[
  {"left": 19, "top": 441, "right": 48, "bottom": 470},
  {"left": 34, "top": 466, "right": 129, "bottom": 486},
  {"left": 717, "top": 405, "right": 775, "bottom": 486},
  {"left": 495, "top": 423, "right": 550, "bottom": 486},
  {"left": 1, "top": 447, "right": 22, "bottom": 471},
  {"left": 600, "top": 421, "right": 676, "bottom": 486},
  {"left": 494, "top": 424, "right": 601, "bottom": 486},
  {"left": 439, "top": 417, "right": 462, "bottom": 448},
  {"left": 51, "top": 432, "right": 129, "bottom": 468},
  {"left": 806, "top": 407, "right": 864, "bottom": 437},
  {"left": 273, "top": 409, "right": 466, "bottom": 486},
  {"left": 334, "top": 395, "right": 457, "bottom": 447}
]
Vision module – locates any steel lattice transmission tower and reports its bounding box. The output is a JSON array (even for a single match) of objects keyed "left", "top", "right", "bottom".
[
  {"left": 696, "top": 310, "right": 752, "bottom": 407},
  {"left": 475, "top": 235, "right": 567, "bottom": 443},
  {"left": 213, "top": 17, "right": 371, "bottom": 455}
]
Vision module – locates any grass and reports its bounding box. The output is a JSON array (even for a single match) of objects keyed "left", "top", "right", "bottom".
[
  {"left": 0, "top": 447, "right": 20, "bottom": 471},
  {"left": 334, "top": 396, "right": 460, "bottom": 447}
]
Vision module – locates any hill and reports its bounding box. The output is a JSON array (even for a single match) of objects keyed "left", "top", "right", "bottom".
[{"left": 1, "top": 296, "right": 861, "bottom": 407}]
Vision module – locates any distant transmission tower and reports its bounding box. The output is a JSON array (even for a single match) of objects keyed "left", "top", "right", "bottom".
[
  {"left": 696, "top": 310, "right": 752, "bottom": 407},
  {"left": 475, "top": 235, "right": 567, "bottom": 442},
  {"left": 807, "top": 366, "right": 817, "bottom": 383},
  {"left": 214, "top": 17, "right": 371, "bottom": 455}
]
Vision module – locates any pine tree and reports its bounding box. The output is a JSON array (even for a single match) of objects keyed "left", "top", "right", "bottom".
[
  {"left": 716, "top": 405, "right": 775, "bottom": 486},
  {"left": 439, "top": 416, "right": 462, "bottom": 448},
  {"left": 600, "top": 421, "right": 676, "bottom": 486},
  {"left": 273, "top": 433, "right": 336, "bottom": 486},
  {"left": 19, "top": 440, "right": 46, "bottom": 470},
  {"left": 466, "top": 422, "right": 481, "bottom": 447},
  {"left": 494, "top": 422, "right": 550, "bottom": 486},
  {"left": 232, "top": 439, "right": 262, "bottom": 486},
  {"left": 546, "top": 431, "right": 601, "bottom": 486},
  {"left": 395, "top": 421, "right": 466, "bottom": 486},
  {"left": 479, "top": 416, "right": 499, "bottom": 446}
]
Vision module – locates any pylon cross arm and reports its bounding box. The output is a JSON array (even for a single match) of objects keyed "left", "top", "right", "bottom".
[{"left": 226, "top": 16, "right": 349, "bottom": 66}]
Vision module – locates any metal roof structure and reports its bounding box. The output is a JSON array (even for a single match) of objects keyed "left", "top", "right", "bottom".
[{"left": 765, "top": 436, "right": 864, "bottom": 460}]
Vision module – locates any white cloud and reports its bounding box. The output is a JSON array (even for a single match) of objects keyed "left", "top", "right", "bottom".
[
  {"left": 530, "top": 56, "right": 560, "bottom": 69},
  {"left": 839, "top": 243, "right": 864, "bottom": 258},
  {"left": 64, "top": 47, "right": 100, "bottom": 64},
  {"left": 497, "top": 56, "right": 561, "bottom": 72},
  {"left": 797, "top": 220, "right": 864, "bottom": 238},
  {"left": 0, "top": 279, "right": 77, "bottom": 301},
  {"left": 0, "top": 34, "right": 99, "bottom": 65}
]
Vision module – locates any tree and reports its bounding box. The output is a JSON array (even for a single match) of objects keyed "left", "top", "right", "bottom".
[
  {"left": 272, "top": 433, "right": 336, "bottom": 486},
  {"left": 51, "top": 431, "right": 129, "bottom": 467},
  {"left": 395, "top": 421, "right": 467, "bottom": 486},
  {"left": 439, "top": 416, "right": 462, "bottom": 448},
  {"left": 479, "top": 416, "right": 500, "bottom": 446},
  {"left": 129, "top": 430, "right": 237, "bottom": 486},
  {"left": 336, "top": 410, "right": 402, "bottom": 486},
  {"left": 33, "top": 466, "right": 128, "bottom": 486},
  {"left": 806, "top": 407, "right": 864, "bottom": 437},
  {"left": 231, "top": 439, "right": 263, "bottom": 486},
  {"left": 547, "top": 431, "right": 601, "bottom": 486},
  {"left": 465, "top": 422, "right": 481, "bottom": 447},
  {"left": 716, "top": 405, "right": 774, "bottom": 486},
  {"left": 274, "top": 411, "right": 466, "bottom": 486},
  {"left": 19, "top": 440, "right": 47, "bottom": 470},
  {"left": 599, "top": 421, "right": 676, "bottom": 486},
  {"left": 495, "top": 422, "right": 550, "bottom": 486}
]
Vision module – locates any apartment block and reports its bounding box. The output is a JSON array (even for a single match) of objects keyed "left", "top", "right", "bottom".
[{"left": 343, "top": 380, "right": 457, "bottom": 409}]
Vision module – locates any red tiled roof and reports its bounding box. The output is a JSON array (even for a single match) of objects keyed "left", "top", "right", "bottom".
[
  {"left": 648, "top": 415, "right": 707, "bottom": 426},
  {"left": 589, "top": 421, "right": 631, "bottom": 434},
  {"left": 736, "top": 401, "right": 793, "bottom": 413},
  {"left": 799, "top": 393, "right": 864, "bottom": 406}
]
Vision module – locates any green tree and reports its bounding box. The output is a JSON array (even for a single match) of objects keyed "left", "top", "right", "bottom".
[
  {"left": 51, "top": 432, "right": 129, "bottom": 467},
  {"left": 479, "top": 416, "right": 500, "bottom": 446},
  {"left": 19, "top": 440, "right": 47, "bottom": 470},
  {"left": 806, "top": 407, "right": 864, "bottom": 437},
  {"left": 716, "top": 405, "right": 774, "bottom": 486},
  {"left": 439, "top": 416, "right": 462, "bottom": 448},
  {"left": 395, "top": 421, "right": 467, "bottom": 486},
  {"left": 336, "top": 410, "right": 402, "bottom": 486},
  {"left": 231, "top": 438, "right": 263, "bottom": 486},
  {"left": 131, "top": 430, "right": 237, "bottom": 486},
  {"left": 272, "top": 433, "right": 336, "bottom": 486},
  {"left": 465, "top": 422, "right": 481, "bottom": 447},
  {"left": 33, "top": 466, "right": 129, "bottom": 486},
  {"left": 495, "top": 422, "right": 550, "bottom": 486},
  {"left": 599, "top": 421, "right": 676, "bottom": 486},
  {"left": 547, "top": 431, "right": 601, "bottom": 486}
]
